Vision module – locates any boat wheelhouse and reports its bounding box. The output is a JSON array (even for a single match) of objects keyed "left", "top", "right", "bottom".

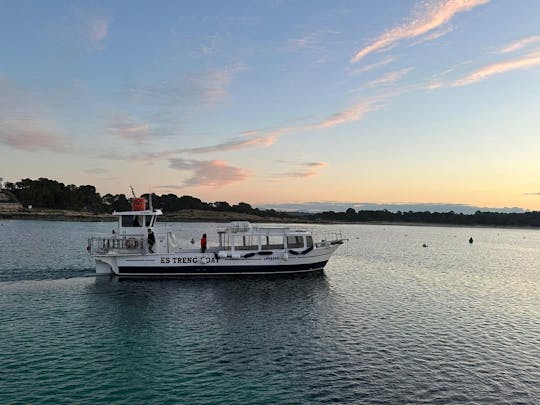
[{"left": 87, "top": 198, "right": 343, "bottom": 277}]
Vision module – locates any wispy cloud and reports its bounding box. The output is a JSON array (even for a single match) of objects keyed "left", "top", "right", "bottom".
[
  {"left": 107, "top": 115, "right": 149, "bottom": 143},
  {"left": 168, "top": 158, "right": 250, "bottom": 187},
  {"left": 351, "top": 0, "right": 490, "bottom": 63},
  {"left": 496, "top": 35, "right": 540, "bottom": 54},
  {"left": 124, "top": 64, "right": 248, "bottom": 132},
  {"left": 66, "top": 7, "right": 110, "bottom": 50},
  {"left": 88, "top": 18, "right": 109, "bottom": 43},
  {"left": 0, "top": 78, "right": 71, "bottom": 152},
  {"left": 84, "top": 168, "right": 108, "bottom": 174},
  {"left": 196, "top": 64, "right": 248, "bottom": 106},
  {"left": 347, "top": 56, "right": 396, "bottom": 76},
  {"left": 282, "top": 162, "right": 328, "bottom": 178},
  {"left": 182, "top": 130, "right": 282, "bottom": 154},
  {"left": 365, "top": 67, "right": 414, "bottom": 88},
  {"left": 0, "top": 126, "right": 69, "bottom": 152},
  {"left": 285, "top": 30, "right": 340, "bottom": 64},
  {"left": 314, "top": 100, "right": 378, "bottom": 129},
  {"left": 453, "top": 49, "right": 540, "bottom": 86}
]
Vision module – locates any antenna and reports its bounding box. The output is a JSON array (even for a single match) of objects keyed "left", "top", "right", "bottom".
[{"left": 130, "top": 185, "right": 136, "bottom": 198}]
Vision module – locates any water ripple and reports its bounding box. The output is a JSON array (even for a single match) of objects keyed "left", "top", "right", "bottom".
[{"left": 1, "top": 222, "right": 540, "bottom": 403}]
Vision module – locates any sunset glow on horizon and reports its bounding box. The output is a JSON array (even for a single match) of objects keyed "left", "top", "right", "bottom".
[{"left": 2, "top": 1, "right": 540, "bottom": 211}]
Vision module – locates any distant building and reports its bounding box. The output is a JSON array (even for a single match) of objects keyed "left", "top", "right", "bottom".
[{"left": 0, "top": 189, "right": 23, "bottom": 211}]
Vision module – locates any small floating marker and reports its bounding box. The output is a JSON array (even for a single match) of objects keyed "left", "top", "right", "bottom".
[
  {"left": 422, "top": 243, "right": 428, "bottom": 248},
  {"left": 469, "top": 237, "right": 473, "bottom": 244}
]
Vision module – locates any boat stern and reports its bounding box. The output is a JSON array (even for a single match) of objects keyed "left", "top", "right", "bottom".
[{"left": 95, "top": 257, "right": 116, "bottom": 275}]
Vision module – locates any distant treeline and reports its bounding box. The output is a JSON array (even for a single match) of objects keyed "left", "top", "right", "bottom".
[
  {"left": 3, "top": 178, "right": 286, "bottom": 219},
  {"left": 4, "top": 177, "right": 540, "bottom": 227}
]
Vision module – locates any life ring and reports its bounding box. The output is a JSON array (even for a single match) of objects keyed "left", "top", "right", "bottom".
[{"left": 126, "top": 238, "right": 138, "bottom": 249}]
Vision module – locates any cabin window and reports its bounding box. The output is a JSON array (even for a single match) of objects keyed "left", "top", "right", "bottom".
[
  {"left": 306, "top": 236, "right": 313, "bottom": 247},
  {"left": 122, "top": 215, "right": 144, "bottom": 227},
  {"left": 145, "top": 216, "right": 153, "bottom": 227},
  {"left": 287, "top": 236, "right": 304, "bottom": 248},
  {"left": 233, "top": 235, "right": 258, "bottom": 251},
  {"left": 262, "top": 235, "right": 284, "bottom": 250}
]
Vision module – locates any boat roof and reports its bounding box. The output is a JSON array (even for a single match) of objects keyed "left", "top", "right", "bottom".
[
  {"left": 112, "top": 209, "right": 163, "bottom": 216},
  {"left": 217, "top": 221, "right": 310, "bottom": 236}
]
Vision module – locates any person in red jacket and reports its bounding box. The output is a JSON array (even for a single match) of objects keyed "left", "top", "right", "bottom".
[{"left": 200, "top": 233, "right": 207, "bottom": 253}]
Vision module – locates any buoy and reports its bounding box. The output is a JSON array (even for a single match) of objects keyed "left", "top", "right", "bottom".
[
  {"left": 469, "top": 237, "right": 473, "bottom": 244},
  {"left": 422, "top": 243, "right": 428, "bottom": 248}
]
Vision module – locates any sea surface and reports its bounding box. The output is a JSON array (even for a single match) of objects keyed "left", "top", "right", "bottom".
[{"left": 1, "top": 220, "right": 539, "bottom": 404}]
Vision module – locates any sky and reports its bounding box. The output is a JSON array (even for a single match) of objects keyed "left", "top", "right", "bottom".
[{"left": 1, "top": 0, "right": 540, "bottom": 211}]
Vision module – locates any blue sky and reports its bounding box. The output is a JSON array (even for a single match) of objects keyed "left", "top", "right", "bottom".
[{"left": 1, "top": 0, "right": 540, "bottom": 210}]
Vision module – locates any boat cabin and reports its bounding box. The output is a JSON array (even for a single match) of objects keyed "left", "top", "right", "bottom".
[
  {"left": 216, "top": 221, "right": 314, "bottom": 252},
  {"left": 113, "top": 209, "right": 162, "bottom": 236}
]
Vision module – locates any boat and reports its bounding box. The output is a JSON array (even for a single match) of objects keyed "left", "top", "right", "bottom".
[{"left": 87, "top": 197, "right": 344, "bottom": 277}]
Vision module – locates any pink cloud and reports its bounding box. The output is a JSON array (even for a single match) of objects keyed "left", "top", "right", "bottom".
[
  {"left": 283, "top": 162, "right": 328, "bottom": 178},
  {"left": 169, "top": 158, "right": 250, "bottom": 187},
  {"left": 365, "top": 67, "right": 414, "bottom": 88},
  {"left": 0, "top": 79, "right": 71, "bottom": 152},
  {"left": 314, "top": 100, "right": 377, "bottom": 128},
  {"left": 453, "top": 50, "right": 540, "bottom": 86},
  {"left": 107, "top": 116, "right": 149, "bottom": 143},
  {"left": 0, "top": 126, "right": 69, "bottom": 152},
  {"left": 496, "top": 36, "right": 540, "bottom": 54},
  {"left": 347, "top": 56, "right": 397, "bottom": 76},
  {"left": 351, "top": 0, "right": 490, "bottom": 63},
  {"left": 89, "top": 18, "right": 108, "bottom": 42}
]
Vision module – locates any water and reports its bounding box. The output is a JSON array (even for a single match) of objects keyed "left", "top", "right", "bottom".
[{"left": 1, "top": 220, "right": 539, "bottom": 404}]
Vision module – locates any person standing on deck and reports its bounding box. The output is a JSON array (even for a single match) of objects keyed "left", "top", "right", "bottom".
[
  {"left": 200, "top": 233, "right": 207, "bottom": 253},
  {"left": 147, "top": 228, "right": 156, "bottom": 253}
]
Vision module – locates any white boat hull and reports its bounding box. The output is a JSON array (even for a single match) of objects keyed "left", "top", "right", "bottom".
[{"left": 95, "top": 245, "right": 339, "bottom": 277}]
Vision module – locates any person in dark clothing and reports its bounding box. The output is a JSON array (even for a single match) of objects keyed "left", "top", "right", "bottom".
[
  {"left": 200, "top": 233, "right": 207, "bottom": 253},
  {"left": 147, "top": 228, "right": 156, "bottom": 253}
]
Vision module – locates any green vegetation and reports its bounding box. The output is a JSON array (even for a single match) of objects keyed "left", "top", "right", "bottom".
[
  {"left": 3, "top": 178, "right": 288, "bottom": 220},
  {"left": 4, "top": 177, "right": 540, "bottom": 227}
]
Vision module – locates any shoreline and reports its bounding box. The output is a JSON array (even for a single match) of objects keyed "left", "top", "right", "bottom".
[{"left": 2, "top": 209, "right": 540, "bottom": 229}]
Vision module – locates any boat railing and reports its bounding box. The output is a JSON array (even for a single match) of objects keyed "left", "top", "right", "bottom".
[
  {"left": 87, "top": 236, "right": 145, "bottom": 254},
  {"left": 313, "top": 230, "right": 344, "bottom": 247}
]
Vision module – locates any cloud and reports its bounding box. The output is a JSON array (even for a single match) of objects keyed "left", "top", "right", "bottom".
[
  {"left": 0, "top": 78, "right": 71, "bottom": 152},
  {"left": 452, "top": 50, "right": 540, "bottom": 86},
  {"left": 496, "top": 35, "right": 540, "bottom": 54},
  {"left": 181, "top": 131, "right": 281, "bottom": 154},
  {"left": 282, "top": 162, "right": 328, "bottom": 178},
  {"left": 365, "top": 67, "right": 414, "bottom": 88},
  {"left": 285, "top": 30, "right": 340, "bottom": 64},
  {"left": 89, "top": 18, "right": 109, "bottom": 43},
  {"left": 314, "top": 100, "right": 378, "bottom": 129},
  {"left": 347, "top": 56, "right": 396, "bottom": 76},
  {"left": 123, "top": 64, "right": 247, "bottom": 134},
  {"left": 65, "top": 8, "right": 110, "bottom": 50},
  {"left": 195, "top": 64, "right": 248, "bottom": 106},
  {"left": 168, "top": 158, "right": 250, "bottom": 187},
  {"left": 351, "top": 0, "right": 490, "bottom": 63},
  {"left": 99, "top": 94, "right": 382, "bottom": 165},
  {"left": 107, "top": 115, "right": 149, "bottom": 143},
  {"left": 84, "top": 168, "right": 108, "bottom": 174},
  {"left": 0, "top": 126, "right": 69, "bottom": 152}
]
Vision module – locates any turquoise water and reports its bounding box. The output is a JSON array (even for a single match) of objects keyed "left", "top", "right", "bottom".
[{"left": 1, "top": 220, "right": 539, "bottom": 404}]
